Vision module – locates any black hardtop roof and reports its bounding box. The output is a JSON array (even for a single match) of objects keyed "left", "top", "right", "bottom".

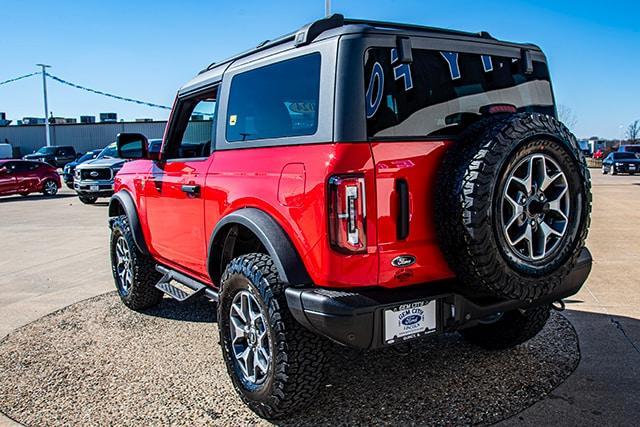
[{"left": 199, "top": 14, "right": 541, "bottom": 75}]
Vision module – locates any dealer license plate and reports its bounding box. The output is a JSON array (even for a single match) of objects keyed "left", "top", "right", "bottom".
[
  {"left": 384, "top": 300, "right": 437, "bottom": 344},
  {"left": 90, "top": 185, "right": 99, "bottom": 192}
]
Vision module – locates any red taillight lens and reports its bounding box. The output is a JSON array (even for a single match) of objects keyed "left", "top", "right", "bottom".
[{"left": 328, "top": 175, "right": 367, "bottom": 253}]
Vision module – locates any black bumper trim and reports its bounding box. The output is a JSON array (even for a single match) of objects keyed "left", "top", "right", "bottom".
[{"left": 285, "top": 248, "right": 592, "bottom": 350}]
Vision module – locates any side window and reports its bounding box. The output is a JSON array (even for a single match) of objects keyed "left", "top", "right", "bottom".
[
  {"left": 165, "top": 89, "right": 217, "bottom": 159},
  {"left": 226, "top": 53, "right": 321, "bottom": 142},
  {"left": 12, "top": 162, "right": 30, "bottom": 172}
]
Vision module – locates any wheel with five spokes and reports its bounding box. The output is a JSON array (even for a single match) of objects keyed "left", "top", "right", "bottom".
[
  {"left": 218, "top": 253, "right": 328, "bottom": 419},
  {"left": 436, "top": 113, "right": 591, "bottom": 301}
]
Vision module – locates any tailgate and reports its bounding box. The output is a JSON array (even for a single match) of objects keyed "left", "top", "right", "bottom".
[{"left": 370, "top": 140, "right": 456, "bottom": 288}]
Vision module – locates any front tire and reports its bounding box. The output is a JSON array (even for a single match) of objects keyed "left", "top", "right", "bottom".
[
  {"left": 110, "top": 215, "right": 163, "bottom": 310},
  {"left": 460, "top": 305, "right": 551, "bottom": 350},
  {"left": 218, "top": 253, "right": 328, "bottom": 419}
]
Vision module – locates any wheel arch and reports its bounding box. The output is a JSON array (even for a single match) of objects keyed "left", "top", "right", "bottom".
[
  {"left": 208, "top": 208, "right": 312, "bottom": 288},
  {"left": 108, "top": 190, "right": 149, "bottom": 255}
]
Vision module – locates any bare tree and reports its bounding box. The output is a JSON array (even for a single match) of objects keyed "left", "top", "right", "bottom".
[
  {"left": 557, "top": 104, "right": 577, "bottom": 130},
  {"left": 626, "top": 120, "right": 640, "bottom": 144}
]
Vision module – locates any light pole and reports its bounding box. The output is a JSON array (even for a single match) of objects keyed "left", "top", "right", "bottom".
[
  {"left": 325, "top": 0, "right": 331, "bottom": 16},
  {"left": 36, "top": 64, "right": 51, "bottom": 147}
]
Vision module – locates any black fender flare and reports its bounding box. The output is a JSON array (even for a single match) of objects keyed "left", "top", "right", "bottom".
[
  {"left": 208, "top": 208, "right": 312, "bottom": 287},
  {"left": 108, "top": 191, "right": 149, "bottom": 255}
]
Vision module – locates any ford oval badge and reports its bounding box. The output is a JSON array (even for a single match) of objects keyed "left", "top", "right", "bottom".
[
  {"left": 401, "top": 314, "right": 423, "bottom": 326},
  {"left": 391, "top": 255, "right": 416, "bottom": 268},
  {"left": 90, "top": 171, "right": 99, "bottom": 177}
]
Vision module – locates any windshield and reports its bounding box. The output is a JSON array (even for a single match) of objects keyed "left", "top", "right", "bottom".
[
  {"left": 614, "top": 152, "right": 639, "bottom": 160},
  {"left": 77, "top": 151, "right": 96, "bottom": 162},
  {"left": 35, "top": 146, "right": 56, "bottom": 155},
  {"left": 97, "top": 143, "right": 119, "bottom": 159}
]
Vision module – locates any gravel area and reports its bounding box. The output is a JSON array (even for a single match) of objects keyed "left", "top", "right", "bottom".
[{"left": 0, "top": 292, "right": 579, "bottom": 426}]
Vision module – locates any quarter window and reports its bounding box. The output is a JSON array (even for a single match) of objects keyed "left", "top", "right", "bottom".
[{"left": 226, "top": 53, "right": 321, "bottom": 142}]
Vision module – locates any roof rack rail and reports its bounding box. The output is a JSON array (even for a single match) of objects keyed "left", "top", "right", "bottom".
[
  {"left": 343, "top": 18, "right": 493, "bottom": 40},
  {"left": 294, "top": 13, "right": 344, "bottom": 46},
  {"left": 199, "top": 32, "right": 297, "bottom": 74},
  {"left": 197, "top": 15, "right": 495, "bottom": 75}
]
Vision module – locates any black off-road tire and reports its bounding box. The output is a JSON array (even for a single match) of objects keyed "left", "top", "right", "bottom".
[
  {"left": 79, "top": 195, "right": 98, "bottom": 204},
  {"left": 110, "top": 215, "right": 163, "bottom": 310},
  {"left": 435, "top": 113, "right": 591, "bottom": 301},
  {"left": 218, "top": 253, "right": 328, "bottom": 419},
  {"left": 460, "top": 305, "right": 551, "bottom": 350}
]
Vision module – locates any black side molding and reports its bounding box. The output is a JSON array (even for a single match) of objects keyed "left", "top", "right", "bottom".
[
  {"left": 208, "top": 208, "right": 312, "bottom": 287},
  {"left": 109, "top": 191, "right": 149, "bottom": 255}
]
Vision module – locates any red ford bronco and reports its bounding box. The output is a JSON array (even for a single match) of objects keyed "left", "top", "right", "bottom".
[{"left": 109, "top": 15, "right": 592, "bottom": 419}]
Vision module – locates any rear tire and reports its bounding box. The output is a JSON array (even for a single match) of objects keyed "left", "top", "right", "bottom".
[
  {"left": 42, "top": 179, "right": 58, "bottom": 196},
  {"left": 218, "top": 253, "right": 328, "bottom": 419},
  {"left": 79, "top": 195, "right": 98, "bottom": 204},
  {"left": 110, "top": 215, "right": 163, "bottom": 310},
  {"left": 460, "top": 305, "right": 551, "bottom": 350}
]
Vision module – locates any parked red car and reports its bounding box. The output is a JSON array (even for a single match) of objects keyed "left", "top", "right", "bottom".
[{"left": 0, "top": 160, "right": 61, "bottom": 197}]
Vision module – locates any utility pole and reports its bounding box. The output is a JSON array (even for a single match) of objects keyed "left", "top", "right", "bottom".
[
  {"left": 36, "top": 64, "right": 51, "bottom": 147},
  {"left": 325, "top": 0, "right": 331, "bottom": 16}
]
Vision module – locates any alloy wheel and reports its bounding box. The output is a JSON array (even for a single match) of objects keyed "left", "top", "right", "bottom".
[
  {"left": 44, "top": 180, "right": 58, "bottom": 196},
  {"left": 500, "top": 153, "right": 571, "bottom": 262},
  {"left": 115, "top": 236, "right": 133, "bottom": 294},
  {"left": 229, "top": 290, "right": 272, "bottom": 385}
]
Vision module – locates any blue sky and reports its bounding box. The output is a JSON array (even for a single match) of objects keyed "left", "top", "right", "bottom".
[{"left": 1, "top": 0, "right": 638, "bottom": 139}]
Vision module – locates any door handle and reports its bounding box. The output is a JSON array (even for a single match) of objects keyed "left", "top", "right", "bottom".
[{"left": 181, "top": 184, "right": 201, "bottom": 196}]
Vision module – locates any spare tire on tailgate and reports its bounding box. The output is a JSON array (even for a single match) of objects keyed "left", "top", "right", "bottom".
[{"left": 435, "top": 113, "right": 591, "bottom": 301}]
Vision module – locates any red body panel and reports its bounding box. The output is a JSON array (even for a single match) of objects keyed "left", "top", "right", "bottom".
[
  {"left": 0, "top": 161, "right": 61, "bottom": 196},
  {"left": 114, "top": 140, "right": 456, "bottom": 289}
]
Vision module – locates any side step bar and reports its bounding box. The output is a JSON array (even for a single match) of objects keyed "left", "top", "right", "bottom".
[{"left": 155, "top": 265, "right": 219, "bottom": 302}]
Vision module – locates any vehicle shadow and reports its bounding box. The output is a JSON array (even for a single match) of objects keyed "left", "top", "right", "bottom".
[
  {"left": 142, "top": 296, "right": 217, "bottom": 323},
  {"left": 0, "top": 193, "right": 77, "bottom": 204}
]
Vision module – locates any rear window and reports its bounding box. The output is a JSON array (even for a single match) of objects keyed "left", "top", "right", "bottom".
[
  {"left": 364, "top": 47, "right": 554, "bottom": 139},
  {"left": 226, "top": 53, "right": 321, "bottom": 142}
]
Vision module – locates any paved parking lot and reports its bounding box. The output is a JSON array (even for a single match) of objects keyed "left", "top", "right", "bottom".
[{"left": 0, "top": 172, "right": 639, "bottom": 424}]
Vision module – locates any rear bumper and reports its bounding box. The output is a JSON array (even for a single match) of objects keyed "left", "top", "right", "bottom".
[{"left": 286, "top": 248, "right": 592, "bottom": 350}]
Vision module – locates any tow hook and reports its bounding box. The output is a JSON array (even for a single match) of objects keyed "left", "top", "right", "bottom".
[{"left": 551, "top": 299, "right": 566, "bottom": 311}]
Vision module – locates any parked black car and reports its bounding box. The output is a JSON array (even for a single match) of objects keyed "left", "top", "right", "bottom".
[
  {"left": 23, "top": 145, "right": 77, "bottom": 168},
  {"left": 602, "top": 152, "right": 640, "bottom": 175},
  {"left": 62, "top": 149, "right": 102, "bottom": 189}
]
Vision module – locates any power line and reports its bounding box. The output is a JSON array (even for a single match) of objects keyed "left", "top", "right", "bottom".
[
  {"left": 0, "top": 72, "right": 39, "bottom": 87},
  {"left": 45, "top": 73, "right": 172, "bottom": 110}
]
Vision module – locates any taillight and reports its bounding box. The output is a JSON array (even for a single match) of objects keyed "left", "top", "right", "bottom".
[{"left": 328, "top": 175, "right": 367, "bottom": 253}]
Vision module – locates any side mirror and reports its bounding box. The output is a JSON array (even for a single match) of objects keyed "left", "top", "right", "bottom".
[{"left": 116, "top": 133, "right": 149, "bottom": 159}]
